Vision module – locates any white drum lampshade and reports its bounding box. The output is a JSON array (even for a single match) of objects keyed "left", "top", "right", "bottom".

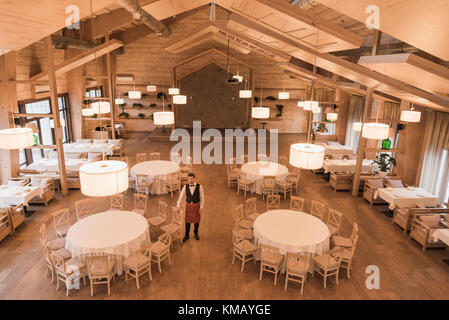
[
  {"left": 168, "top": 88, "right": 180, "bottom": 95},
  {"left": 303, "top": 101, "right": 319, "bottom": 111},
  {"left": 49, "top": 119, "right": 66, "bottom": 128},
  {"left": 82, "top": 108, "right": 94, "bottom": 116},
  {"left": 173, "top": 95, "right": 187, "bottom": 104},
  {"left": 153, "top": 111, "right": 174, "bottom": 125},
  {"left": 362, "top": 123, "right": 390, "bottom": 139},
  {"left": 289, "top": 143, "right": 324, "bottom": 170},
  {"left": 128, "top": 91, "right": 141, "bottom": 99},
  {"left": 400, "top": 110, "right": 421, "bottom": 122},
  {"left": 0, "top": 128, "right": 35, "bottom": 150},
  {"left": 79, "top": 160, "right": 129, "bottom": 197},
  {"left": 352, "top": 122, "right": 362, "bottom": 132},
  {"left": 239, "top": 90, "right": 252, "bottom": 98},
  {"left": 297, "top": 101, "right": 305, "bottom": 108},
  {"left": 115, "top": 98, "right": 124, "bottom": 105},
  {"left": 278, "top": 91, "right": 290, "bottom": 99},
  {"left": 326, "top": 112, "right": 338, "bottom": 121},
  {"left": 146, "top": 85, "right": 157, "bottom": 92},
  {"left": 90, "top": 101, "right": 111, "bottom": 114},
  {"left": 251, "top": 107, "right": 270, "bottom": 119}
]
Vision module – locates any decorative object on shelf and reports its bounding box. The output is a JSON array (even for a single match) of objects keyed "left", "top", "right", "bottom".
[
  {"left": 400, "top": 102, "right": 421, "bottom": 123},
  {"left": 266, "top": 95, "right": 276, "bottom": 101},
  {"left": 79, "top": 160, "right": 129, "bottom": 197},
  {"left": 0, "top": 127, "right": 35, "bottom": 150},
  {"left": 157, "top": 92, "right": 167, "bottom": 100},
  {"left": 381, "top": 138, "right": 392, "bottom": 150},
  {"left": 91, "top": 113, "right": 97, "bottom": 119},
  {"left": 289, "top": 143, "right": 324, "bottom": 170},
  {"left": 278, "top": 80, "right": 289, "bottom": 99},
  {"left": 373, "top": 153, "right": 396, "bottom": 177},
  {"left": 133, "top": 103, "right": 143, "bottom": 110},
  {"left": 275, "top": 104, "right": 284, "bottom": 118},
  {"left": 118, "top": 112, "right": 129, "bottom": 119},
  {"left": 25, "top": 123, "right": 39, "bottom": 146},
  {"left": 353, "top": 122, "right": 362, "bottom": 132},
  {"left": 167, "top": 103, "right": 172, "bottom": 110},
  {"left": 149, "top": 103, "right": 157, "bottom": 107},
  {"left": 49, "top": 119, "right": 66, "bottom": 128},
  {"left": 118, "top": 103, "right": 126, "bottom": 112},
  {"left": 137, "top": 113, "right": 145, "bottom": 119}
]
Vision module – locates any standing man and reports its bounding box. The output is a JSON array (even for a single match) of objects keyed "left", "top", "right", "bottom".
[{"left": 177, "top": 172, "right": 205, "bottom": 241}]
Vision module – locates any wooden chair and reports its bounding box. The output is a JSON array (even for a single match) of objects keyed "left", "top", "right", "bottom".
[
  {"left": 284, "top": 252, "right": 310, "bottom": 295},
  {"left": 110, "top": 193, "right": 124, "bottom": 211},
  {"left": 286, "top": 171, "right": 300, "bottom": 194},
  {"left": 42, "top": 244, "right": 55, "bottom": 284},
  {"left": 312, "top": 248, "right": 343, "bottom": 288},
  {"left": 363, "top": 179, "right": 386, "bottom": 205},
  {"left": 151, "top": 232, "right": 171, "bottom": 273},
  {"left": 232, "top": 229, "right": 258, "bottom": 272},
  {"left": 237, "top": 174, "right": 254, "bottom": 198},
  {"left": 326, "top": 208, "right": 343, "bottom": 236},
  {"left": 227, "top": 165, "right": 239, "bottom": 189},
  {"left": 330, "top": 234, "right": 359, "bottom": 279},
  {"left": 410, "top": 214, "right": 448, "bottom": 250},
  {"left": 333, "top": 223, "right": 358, "bottom": 248},
  {"left": 52, "top": 251, "right": 87, "bottom": 296},
  {"left": 86, "top": 254, "right": 115, "bottom": 296},
  {"left": 266, "top": 194, "right": 281, "bottom": 211},
  {"left": 278, "top": 155, "right": 288, "bottom": 166},
  {"left": 329, "top": 172, "right": 353, "bottom": 191},
  {"left": 245, "top": 197, "right": 260, "bottom": 221},
  {"left": 132, "top": 193, "right": 148, "bottom": 216},
  {"left": 39, "top": 224, "right": 70, "bottom": 258},
  {"left": 234, "top": 204, "right": 253, "bottom": 230},
  {"left": 0, "top": 209, "right": 12, "bottom": 243},
  {"left": 275, "top": 179, "right": 293, "bottom": 199},
  {"left": 166, "top": 173, "right": 181, "bottom": 198},
  {"left": 290, "top": 196, "right": 305, "bottom": 212},
  {"left": 29, "top": 179, "right": 55, "bottom": 205},
  {"left": 160, "top": 208, "right": 183, "bottom": 248},
  {"left": 393, "top": 207, "right": 449, "bottom": 233},
  {"left": 136, "top": 174, "right": 152, "bottom": 195},
  {"left": 74, "top": 198, "right": 94, "bottom": 221},
  {"left": 147, "top": 200, "right": 168, "bottom": 230},
  {"left": 310, "top": 200, "right": 326, "bottom": 221},
  {"left": 8, "top": 204, "right": 25, "bottom": 234},
  {"left": 149, "top": 152, "right": 160, "bottom": 160},
  {"left": 124, "top": 244, "right": 152, "bottom": 289},
  {"left": 233, "top": 220, "right": 253, "bottom": 241},
  {"left": 52, "top": 208, "right": 71, "bottom": 238},
  {"left": 261, "top": 176, "right": 275, "bottom": 200},
  {"left": 180, "top": 156, "right": 192, "bottom": 173},
  {"left": 259, "top": 244, "right": 283, "bottom": 285},
  {"left": 136, "top": 153, "right": 147, "bottom": 163}
]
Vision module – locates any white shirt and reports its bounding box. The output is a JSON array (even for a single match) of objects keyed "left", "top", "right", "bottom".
[{"left": 177, "top": 183, "right": 205, "bottom": 209}]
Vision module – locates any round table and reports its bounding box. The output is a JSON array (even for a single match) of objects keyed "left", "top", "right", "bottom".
[
  {"left": 240, "top": 161, "right": 289, "bottom": 194},
  {"left": 65, "top": 210, "right": 150, "bottom": 275},
  {"left": 253, "top": 210, "right": 330, "bottom": 272},
  {"left": 130, "top": 160, "right": 180, "bottom": 194}
]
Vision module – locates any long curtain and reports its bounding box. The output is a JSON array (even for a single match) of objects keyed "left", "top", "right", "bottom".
[
  {"left": 344, "top": 95, "right": 364, "bottom": 152},
  {"left": 420, "top": 111, "right": 449, "bottom": 204}
]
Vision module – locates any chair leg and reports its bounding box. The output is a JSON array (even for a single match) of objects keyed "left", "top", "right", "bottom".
[
  {"left": 136, "top": 272, "right": 140, "bottom": 289},
  {"left": 259, "top": 265, "right": 263, "bottom": 280},
  {"left": 125, "top": 268, "right": 128, "bottom": 282},
  {"left": 300, "top": 280, "right": 304, "bottom": 295},
  {"left": 232, "top": 252, "right": 235, "bottom": 265},
  {"left": 158, "top": 259, "right": 162, "bottom": 273},
  {"left": 90, "top": 282, "right": 94, "bottom": 297},
  {"left": 149, "top": 266, "right": 152, "bottom": 281},
  {"left": 241, "top": 260, "right": 245, "bottom": 272},
  {"left": 284, "top": 275, "right": 288, "bottom": 291},
  {"left": 107, "top": 281, "right": 111, "bottom": 295},
  {"left": 274, "top": 270, "right": 277, "bottom": 285}
]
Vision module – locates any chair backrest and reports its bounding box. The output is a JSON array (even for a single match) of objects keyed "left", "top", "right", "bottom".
[
  {"left": 232, "top": 229, "right": 244, "bottom": 247},
  {"left": 120, "top": 156, "right": 129, "bottom": 166},
  {"left": 111, "top": 193, "right": 124, "bottom": 210},
  {"left": 263, "top": 176, "right": 275, "bottom": 187},
  {"left": 75, "top": 198, "right": 94, "bottom": 220},
  {"left": 310, "top": 200, "right": 326, "bottom": 220},
  {"left": 234, "top": 204, "right": 244, "bottom": 222},
  {"left": 279, "top": 155, "right": 288, "bottom": 166},
  {"left": 10, "top": 203, "right": 25, "bottom": 219},
  {"left": 136, "top": 174, "right": 149, "bottom": 187},
  {"left": 266, "top": 194, "right": 281, "bottom": 210},
  {"left": 149, "top": 152, "right": 160, "bottom": 160},
  {"left": 327, "top": 208, "right": 343, "bottom": 230},
  {"left": 172, "top": 207, "right": 182, "bottom": 226},
  {"left": 158, "top": 200, "right": 168, "bottom": 219},
  {"left": 136, "top": 244, "right": 152, "bottom": 261},
  {"left": 52, "top": 208, "right": 71, "bottom": 230},
  {"left": 329, "top": 248, "right": 343, "bottom": 268},
  {"left": 158, "top": 232, "right": 170, "bottom": 247},
  {"left": 134, "top": 193, "right": 147, "bottom": 212},
  {"left": 350, "top": 222, "right": 359, "bottom": 240},
  {"left": 290, "top": 196, "right": 305, "bottom": 212},
  {"left": 245, "top": 198, "right": 257, "bottom": 216},
  {"left": 169, "top": 173, "right": 180, "bottom": 184},
  {"left": 286, "top": 252, "right": 310, "bottom": 274},
  {"left": 52, "top": 251, "right": 67, "bottom": 274},
  {"left": 39, "top": 224, "right": 48, "bottom": 244},
  {"left": 136, "top": 153, "right": 147, "bottom": 163},
  {"left": 86, "top": 254, "right": 110, "bottom": 278},
  {"left": 260, "top": 244, "right": 280, "bottom": 263},
  {"left": 42, "top": 244, "right": 53, "bottom": 269}
]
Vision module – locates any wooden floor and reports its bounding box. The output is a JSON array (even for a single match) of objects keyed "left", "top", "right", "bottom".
[{"left": 1, "top": 132, "right": 449, "bottom": 300}]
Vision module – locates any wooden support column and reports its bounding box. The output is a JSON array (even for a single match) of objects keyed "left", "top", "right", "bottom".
[
  {"left": 66, "top": 48, "right": 85, "bottom": 141},
  {"left": 371, "top": 30, "right": 382, "bottom": 56},
  {"left": 173, "top": 67, "right": 178, "bottom": 128},
  {"left": 352, "top": 87, "right": 374, "bottom": 196},
  {"left": 106, "top": 34, "right": 116, "bottom": 139},
  {"left": 45, "top": 36, "right": 68, "bottom": 195}
]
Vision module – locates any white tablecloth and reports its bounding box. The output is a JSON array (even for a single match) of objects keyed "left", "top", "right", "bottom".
[
  {"left": 240, "top": 161, "right": 288, "bottom": 194},
  {"left": 253, "top": 210, "right": 330, "bottom": 273},
  {"left": 130, "top": 160, "right": 180, "bottom": 195},
  {"left": 316, "top": 144, "right": 354, "bottom": 157},
  {"left": 323, "top": 159, "right": 376, "bottom": 173},
  {"left": 63, "top": 143, "right": 116, "bottom": 155},
  {"left": 375, "top": 187, "right": 438, "bottom": 210},
  {"left": 0, "top": 185, "right": 41, "bottom": 207},
  {"left": 28, "top": 158, "right": 93, "bottom": 172},
  {"left": 65, "top": 210, "right": 150, "bottom": 275},
  {"left": 432, "top": 229, "right": 449, "bottom": 245}
]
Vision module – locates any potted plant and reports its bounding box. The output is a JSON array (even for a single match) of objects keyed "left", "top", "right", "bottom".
[
  {"left": 133, "top": 103, "right": 143, "bottom": 110},
  {"left": 118, "top": 103, "right": 126, "bottom": 112},
  {"left": 373, "top": 153, "right": 397, "bottom": 178},
  {"left": 157, "top": 92, "right": 167, "bottom": 100},
  {"left": 275, "top": 104, "right": 284, "bottom": 118},
  {"left": 167, "top": 103, "right": 172, "bottom": 110},
  {"left": 137, "top": 113, "right": 145, "bottom": 119},
  {"left": 141, "top": 93, "right": 148, "bottom": 99},
  {"left": 254, "top": 96, "right": 259, "bottom": 103},
  {"left": 118, "top": 112, "right": 129, "bottom": 119},
  {"left": 123, "top": 92, "right": 129, "bottom": 97},
  {"left": 266, "top": 95, "right": 276, "bottom": 101},
  {"left": 149, "top": 103, "right": 157, "bottom": 107}
]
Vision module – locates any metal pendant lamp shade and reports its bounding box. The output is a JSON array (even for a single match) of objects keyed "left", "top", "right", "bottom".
[
  {"left": 289, "top": 143, "right": 324, "bottom": 170},
  {"left": 326, "top": 112, "right": 338, "bottom": 121},
  {"left": 173, "top": 95, "right": 187, "bottom": 104},
  {"left": 362, "top": 123, "right": 390, "bottom": 139},
  {"left": 278, "top": 91, "right": 290, "bottom": 99},
  {"left": 80, "top": 160, "right": 129, "bottom": 197},
  {"left": 400, "top": 110, "right": 421, "bottom": 122},
  {"left": 153, "top": 111, "right": 174, "bottom": 125},
  {"left": 239, "top": 90, "right": 252, "bottom": 98},
  {"left": 0, "top": 128, "right": 35, "bottom": 150}
]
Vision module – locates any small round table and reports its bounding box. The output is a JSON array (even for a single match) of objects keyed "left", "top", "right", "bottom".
[
  {"left": 65, "top": 211, "right": 150, "bottom": 275},
  {"left": 240, "top": 161, "right": 289, "bottom": 194},
  {"left": 253, "top": 209, "right": 330, "bottom": 273},
  {"left": 130, "top": 160, "right": 180, "bottom": 194}
]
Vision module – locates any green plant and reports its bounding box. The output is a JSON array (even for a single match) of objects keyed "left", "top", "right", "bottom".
[
  {"left": 118, "top": 112, "right": 129, "bottom": 119},
  {"left": 167, "top": 104, "right": 172, "bottom": 110},
  {"left": 373, "top": 153, "right": 397, "bottom": 172},
  {"left": 137, "top": 113, "right": 145, "bottom": 118},
  {"left": 266, "top": 95, "right": 276, "bottom": 101},
  {"left": 254, "top": 96, "right": 259, "bottom": 103},
  {"left": 149, "top": 103, "right": 157, "bottom": 107},
  {"left": 133, "top": 103, "right": 143, "bottom": 109},
  {"left": 123, "top": 92, "right": 129, "bottom": 97},
  {"left": 118, "top": 103, "right": 126, "bottom": 112},
  {"left": 157, "top": 92, "right": 167, "bottom": 100},
  {"left": 91, "top": 113, "right": 97, "bottom": 119},
  {"left": 275, "top": 104, "right": 284, "bottom": 117},
  {"left": 141, "top": 93, "right": 148, "bottom": 98}
]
